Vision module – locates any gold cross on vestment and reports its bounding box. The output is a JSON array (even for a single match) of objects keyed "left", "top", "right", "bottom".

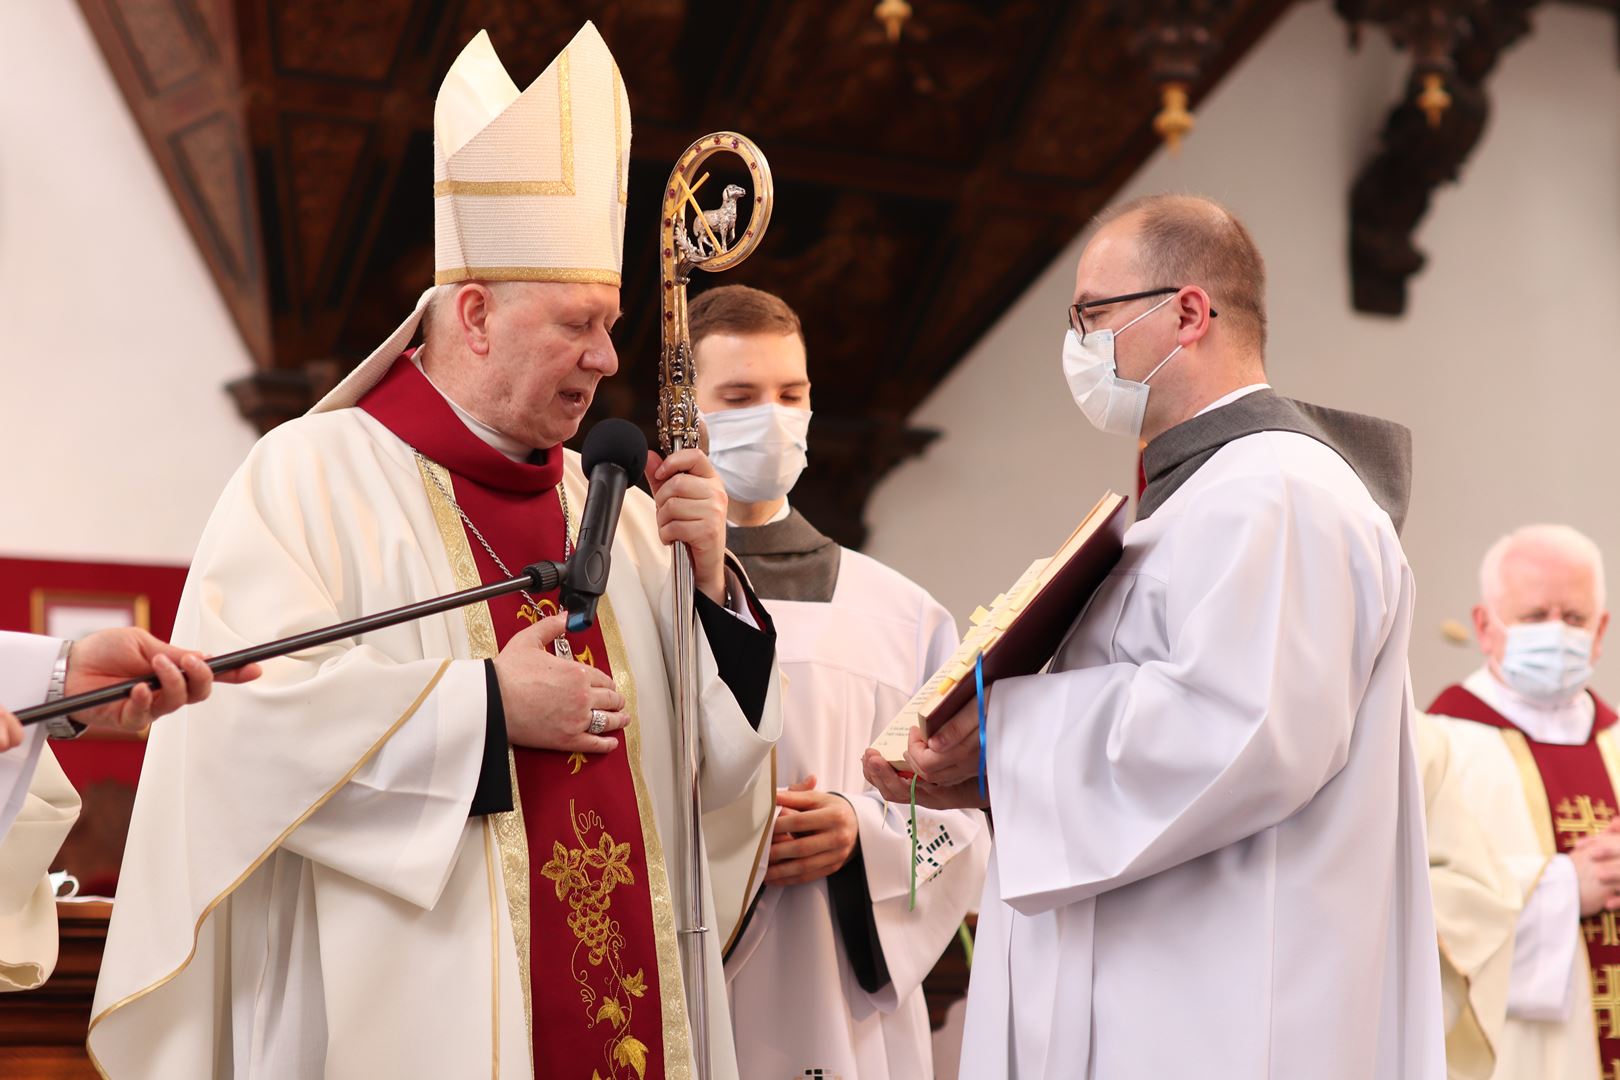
[
  {"left": 1604, "top": 1059, "right": 1620, "bottom": 1080},
  {"left": 1592, "top": 964, "right": 1620, "bottom": 1039},
  {"left": 1589, "top": 912, "right": 1620, "bottom": 948},
  {"left": 1556, "top": 795, "right": 1617, "bottom": 846}
]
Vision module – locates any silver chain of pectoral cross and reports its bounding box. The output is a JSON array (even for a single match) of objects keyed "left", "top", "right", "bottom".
[{"left": 417, "top": 452, "right": 576, "bottom": 660}]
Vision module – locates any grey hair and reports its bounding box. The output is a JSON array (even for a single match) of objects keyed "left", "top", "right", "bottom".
[{"left": 1480, "top": 524, "right": 1607, "bottom": 611}]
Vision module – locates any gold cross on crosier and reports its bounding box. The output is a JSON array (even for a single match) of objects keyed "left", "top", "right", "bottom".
[
  {"left": 1556, "top": 795, "right": 1617, "bottom": 846},
  {"left": 1593, "top": 964, "right": 1620, "bottom": 1039}
]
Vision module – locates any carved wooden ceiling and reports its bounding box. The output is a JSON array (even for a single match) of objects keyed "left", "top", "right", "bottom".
[{"left": 75, "top": 0, "right": 1302, "bottom": 545}]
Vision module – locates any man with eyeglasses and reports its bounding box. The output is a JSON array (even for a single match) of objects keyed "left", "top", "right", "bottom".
[
  {"left": 863, "top": 193, "right": 1444, "bottom": 1078},
  {"left": 1427, "top": 524, "right": 1620, "bottom": 1080}
]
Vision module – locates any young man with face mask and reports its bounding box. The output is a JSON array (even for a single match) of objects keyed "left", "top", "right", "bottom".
[
  {"left": 690, "top": 285, "right": 991, "bottom": 1080},
  {"left": 863, "top": 194, "right": 1445, "bottom": 1079},
  {"left": 1427, "top": 524, "right": 1620, "bottom": 1080}
]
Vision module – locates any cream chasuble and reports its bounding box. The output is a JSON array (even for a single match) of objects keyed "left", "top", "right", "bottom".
[
  {"left": 1428, "top": 672, "right": 1620, "bottom": 1080},
  {"left": 87, "top": 396, "right": 780, "bottom": 1078},
  {"left": 1415, "top": 710, "right": 1523, "bottom": 1079},
  {"left": 723, "top": 522, "right": 991, "bottom": 1079},
  {"left": 0, "top": 631, "right": 80, "bottom": 992},
  {"left": 960, "top": 429, "right": 1444, "bottom": 1079},
  {"left": 0, "top": 744, "right": 79, "bottom": 993}
]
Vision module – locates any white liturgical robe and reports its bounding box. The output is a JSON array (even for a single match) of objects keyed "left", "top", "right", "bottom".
[
  {"left": 961, "top": 429, "right": 1445, "bottom": 1079},
  {"left": 0, "top": 631, "right": 61, "bottom": 839},
  {"left": 0, "top": 631, "right": 81, "bottom": 991},
  {"left": 88, "top": 406, "right": 781, "bottom": 1079},
  {"left": 726, "top": 547, "right": 991, "bottom": 1078}
]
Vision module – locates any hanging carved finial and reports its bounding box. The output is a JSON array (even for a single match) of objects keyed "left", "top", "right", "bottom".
[
  {"left": 875, "top": 0, "right": 913, "bottom": 43},
  {"left": 1416, "top": 71, "right": 1451, "bottom": 127},
  {"left": 1112, "top": 2, "right": 1220, "bottom": 151},
  {"left": 1154, "top": 82, "right": 1195, "bottom": 152}
]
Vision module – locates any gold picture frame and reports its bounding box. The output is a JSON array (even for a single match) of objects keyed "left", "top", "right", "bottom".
[
  {"left": 30, "top": 589, "right": 151, "bottom": 637},
  {"left": 28, "top": 590, "right": 154, "bottom": 742}
]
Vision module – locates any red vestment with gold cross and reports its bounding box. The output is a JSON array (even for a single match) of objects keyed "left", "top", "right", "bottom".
[{"left": 1431, "top": 683, "right": 1620, "bottom": 1078}]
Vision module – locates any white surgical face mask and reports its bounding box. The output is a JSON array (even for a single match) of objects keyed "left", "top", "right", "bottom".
[
  {"left": 703, "top": 403, "right": 812, "bottom": 504},
  {"left": 1061, "top": 292, "right": 1183, "bottom": 439},
  {"left": 1499, "top": 618, "right": 1595, "bottom": 706}
]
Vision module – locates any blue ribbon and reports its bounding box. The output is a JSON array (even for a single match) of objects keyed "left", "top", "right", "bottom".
[{"left": 975, "top": 652, "right": 989, "bottom": 801}]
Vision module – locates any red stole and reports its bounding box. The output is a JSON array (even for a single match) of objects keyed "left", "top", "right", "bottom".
[
  {"left": 1430, "top": 683, "right": 1620, "bottom": 1071},
  {"left": 361, "top": 357, "right": 666, "bottom": 1080}
]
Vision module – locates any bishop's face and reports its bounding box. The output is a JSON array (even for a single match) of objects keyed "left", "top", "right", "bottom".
[{"left": 477, "top": 282, "right": 622, "bottom": 449}]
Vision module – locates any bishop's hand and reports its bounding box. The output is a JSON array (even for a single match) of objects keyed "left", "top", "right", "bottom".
[
  {"left": 494, "top": 614, "right": 630, "bottom": 755},
  {"left": 646, "top": 448, "right": 728, "bottom": 606}
]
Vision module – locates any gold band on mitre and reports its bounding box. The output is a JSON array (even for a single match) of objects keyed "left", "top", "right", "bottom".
[
  {"left": 431, "top": 24, "right": 630, "bottom": 289},
  {"left": 314, "top": 23, "right": 633, "bottom": 417}
]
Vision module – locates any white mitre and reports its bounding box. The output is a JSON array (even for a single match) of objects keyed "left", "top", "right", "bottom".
[{"left": 312, "top": 22, "right": 631, "bottom": 414}]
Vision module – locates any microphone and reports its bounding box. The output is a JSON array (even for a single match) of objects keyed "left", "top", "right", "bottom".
[{"left": 562, "top": 418, "right": 648, "bottom": 632}]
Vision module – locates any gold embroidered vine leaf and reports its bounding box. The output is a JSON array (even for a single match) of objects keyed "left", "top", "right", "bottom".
[
  {"left": 612, "top": 1035, "right": 649, "bottom": 1079},
  {"left": 539, "top": 841, "right": 583, "bottom": 901},
  {"left": 585, "top": 832, "right": 636, "bottom": 889},
  {"left": 569, "top": 752, "right": 588, "bottom": 775},
  {"left": 595, "top": 997, "right": 627, "bottom": 1030},
  {"left": 621, "top": 968, "right": 647, "bottom": 998}
]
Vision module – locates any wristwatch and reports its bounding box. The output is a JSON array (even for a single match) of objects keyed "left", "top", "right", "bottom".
[{"left": 44, "top": 639, "right": 87, "bottom": 740}]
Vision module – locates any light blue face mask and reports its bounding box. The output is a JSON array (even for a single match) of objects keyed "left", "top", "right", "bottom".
[{"left": 1499, "top": 619, "right": 1595, "bottom": 705}]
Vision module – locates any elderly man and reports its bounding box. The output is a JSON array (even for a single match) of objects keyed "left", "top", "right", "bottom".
[
  {"left": 1, "top": 627, "right": 250, "bottom": 992},
  {"left": 864, "top": 194, "right": 1444, "bottom": 1078},
  {"left": 692, "top": 285, "right": 990, "bottom": 1079},
  {"left": 91, "top": 24, "right": 780, "bottom": 1080},
  {"left": 1428, "top": 524, "right": 1620, "bottom": 1080}
]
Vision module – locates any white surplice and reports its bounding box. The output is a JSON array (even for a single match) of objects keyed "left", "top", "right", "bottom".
[
  {"left": 88, "top": 406, "right": 781, "bottom": 1079},
  {"left": 961, "top": 430, "right": 1444, "bottom": 1079},
  {"left": 1428, "top": 668, "right": 1613, "bottom": 1080},
  {"left": 0, "top": 631, "right": 61, "bottom": 840},
  {"left": 0, "top": 630, "right": 80, "bottom": 991},
  {"left": 725, "top": 548, "right": 991, "bottom": 1079}
]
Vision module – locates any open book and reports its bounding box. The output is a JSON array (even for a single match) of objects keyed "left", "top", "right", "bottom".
[{"left": 870, "top": 491, "right": 1129, "bottom": 768}]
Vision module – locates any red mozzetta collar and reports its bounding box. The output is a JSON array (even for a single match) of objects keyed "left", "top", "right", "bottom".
[{"left": 357, "top": 354, "right": 564, "bottom": 495}]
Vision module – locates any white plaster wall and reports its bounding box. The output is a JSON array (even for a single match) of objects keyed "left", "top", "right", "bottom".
[
  {"left": 0, "top": 0, "right": 258, "bottom": 565},
  {"left": 865, "top": 0, "right": 1620, "bottom": 703}
]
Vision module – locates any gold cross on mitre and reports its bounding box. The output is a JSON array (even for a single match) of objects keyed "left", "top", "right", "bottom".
[{"left": 1556, "top": 795, "right": 1617, "bottom": 845}]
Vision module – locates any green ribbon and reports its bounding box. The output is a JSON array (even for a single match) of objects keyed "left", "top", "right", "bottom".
[{"left": 908, "top": 772, "right": 920, "bottom": 911}]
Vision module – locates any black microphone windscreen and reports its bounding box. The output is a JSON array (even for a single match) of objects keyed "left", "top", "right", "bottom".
[{"left": 581, "top": 418, "right": 649, "bottom": 476}]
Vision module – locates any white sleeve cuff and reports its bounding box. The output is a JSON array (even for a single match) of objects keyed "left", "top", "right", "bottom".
[
  {"left": 1506, "top": 854, "right": 1581, "bottom": 1022},
  {"left": 722, "top": 566, "right": 760, "bottom": 630}
]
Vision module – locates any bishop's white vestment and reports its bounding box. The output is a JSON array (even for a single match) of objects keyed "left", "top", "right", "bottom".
[{"left": 88, "top": 362, "right": 781, "bottom": 1080}]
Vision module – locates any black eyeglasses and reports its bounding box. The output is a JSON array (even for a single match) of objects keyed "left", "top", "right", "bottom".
[{"left": 1068, "top": 286, "right": 1217, "bottom": 341}]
